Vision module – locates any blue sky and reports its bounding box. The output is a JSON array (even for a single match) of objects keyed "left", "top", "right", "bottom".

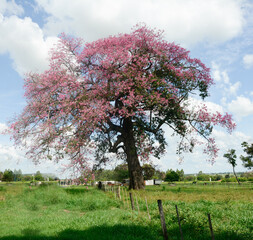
[{"left": 0, "top": 0, "right": 253, "bottom": 177}]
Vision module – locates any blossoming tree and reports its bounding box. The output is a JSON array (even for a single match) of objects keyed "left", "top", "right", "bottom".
[{"left": 9, "top": 26, "right": 235, "bottom": 189}]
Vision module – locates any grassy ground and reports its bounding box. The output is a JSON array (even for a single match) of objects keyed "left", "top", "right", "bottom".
[{"left": 0, "top": 182, "right": 252, "bottom": 240}]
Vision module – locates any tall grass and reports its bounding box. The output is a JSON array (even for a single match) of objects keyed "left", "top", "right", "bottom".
[{"left": 0, "top": 183, "right": 252, "bottom": 239}]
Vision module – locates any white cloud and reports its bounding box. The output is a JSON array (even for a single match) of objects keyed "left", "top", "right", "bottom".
[
  {"left": 243, "top": 54, "right": 253, "bottom": 68},
  {"left": 0, "top": 143, "right": 71, "bottom": 177},
  {"left": 36, "top": 0, "right": 245, "bottom": 45},
  {"left": 0, "top": 0, "right": 247, "bottom": 77},
  {"left": 0, "top": 15, "right": 58, "bottom": 76},
  {"left": 211, "top": 62, "right": 240, "bottom": 96},
  {"left": 212, "top": 62, "right": 230, "bottom": 84},
  {"left": 185, "top": 97, "right": 224, "bottom": 114},
  {"left": 228, "top": 81, "right": 241, "bottom": 95},
  {"left": 0, "top": 123, "right": 8, "bottom": 132},
  {"left": 0, "top": 0, "right": 24, "bottom": 16},
  {"left": 227, "top": 96, "right": 253, "bottom": 119},
  {"left": 159, "top": 126, "right": 251, "bottom": 173}
]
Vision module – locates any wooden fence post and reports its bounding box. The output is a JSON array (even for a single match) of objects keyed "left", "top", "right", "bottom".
[
  {"left": 135, "top": 195, "right": 140, "bottom": 213},
  {"left": 124, "top": 188, "right": 130, "bottom": 209},
  {"left": 175, "top": 205, "right": 184, "bottom": 240},
  {"left": 157, "top": 200, "right": 168, "bottom": 240},
  {"left": 117, "top": 186, "right": 121, "bottom": 200},
  {"left": 129, "top": 192, "right": 135, "bottom": 210},
  {"left": 145, "top": 197, "right": 151, "bottom": 220},
  {"left": 208, "top": 213, "right": 215, "bottom": 240}
]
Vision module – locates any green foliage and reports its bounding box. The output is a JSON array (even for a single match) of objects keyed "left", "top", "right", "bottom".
[
  {"left": 153, "top": 170, "right": 165, "bottom": 180},
  {"left": 2, "top": 169, "right": 14, "bottom": 182},
  {"left": 142, "top": 164, "right": 155, "bottom": 180},
  {"left": 34, "top": 171, "right": 44, "bottom": 181},
  {"left": 176, "top": 169, "right": 184, "bottom": 181},
  {"left": 184, "top": 175, "right": 195, "bottom": 181},
  {"left": 165, "top": 169, "right": 180, "bottom": 182},
  {"left": 94, "top": 169, "right": 116, "bottom": 181},
  {"left": 224, "top": 149, "right": 237, "bottom": 167},
  {"left": 240, "top": 141, "right": 253, "bottom": 169},
  {"left": 211, "top": 174, "right": 223, "bottom": 181},
  {"left": 224, "top": 149, "right": 240, "bottom": 184},
  {"left": 197, "top": 172, "right": 210, "bottom": 181},
  {"left": 114, "top": 164, "right": 129, "bottom": 182},
  {"left": 13, "top": 169, "right": 22, "bottom": 181}
]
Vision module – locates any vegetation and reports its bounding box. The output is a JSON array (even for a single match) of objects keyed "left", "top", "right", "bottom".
[
  {"left": 0, "top": 183, "right": 252, "bottom": 239},
  {"left": 241, "top": 141, "right": 253, "bottom": 169},
  {"left": 0, "top": 169, "right": 58, "bottom": 182},
  {"left": 165, "top": 169, "right": 180, "bottom": 182},
  {"left": 223, "top": 149, "right": 240, "bottom": 185}
]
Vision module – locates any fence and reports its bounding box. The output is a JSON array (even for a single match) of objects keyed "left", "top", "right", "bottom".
[{"left": 101, "top": 185, "right": 219, "bottom": 240}]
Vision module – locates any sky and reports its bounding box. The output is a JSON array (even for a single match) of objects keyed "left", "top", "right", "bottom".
[{"left": 0, "top": 0, "right": 253, "bottom": 178}]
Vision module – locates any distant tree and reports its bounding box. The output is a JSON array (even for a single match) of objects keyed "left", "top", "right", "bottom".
[
  {"left": 223, "top": 149, "right": 240, "bottom": 185},
  {"left": 165, "top": 169, "right": 180, "bottom": 182},
  {"left": 212, "top": 174, "right": 223, "bottom": 181},
  {"left": 176, "top": 169, "right": 184, "bottom": 181},
  {"left": 240, "top": 142, "right": 253, "bottom": 170},
  {"left": 114, "top": 164, "right": 129, "bottom": 182},
  {"left": 13, "top": 169, "right": 22, "bottom": 181},
  {"left": 153, "top": 169, "right": 166, "bottom": 180},
  {"left": 142, "top": 164, "right": 155, "bottom": 180},
  {"left": 0, "top": 171, "right": 3, "bottom": 181},
  {"left": 23, "top": 175, "right": 32, "bottom": 181},
  {"left": 197, "top": 173, "right": 210, "bottom": 181},
  {"left": 35, "top": 171, "right": 44, "bottom": 181},
  {"left": 184, "top": 175, "right": 194, "bottom": 181},
  {"left": 225, "top": 174, "right": 230, "bottom": 179},
  {"left": 2, "top": 169, "right": 14, "bottom": 182},
  {"left": 94, "top": 169, "right": 116, "bottom": 181},
  {"left": 241, "top": 171, "right": 253, "bottom": 179}
]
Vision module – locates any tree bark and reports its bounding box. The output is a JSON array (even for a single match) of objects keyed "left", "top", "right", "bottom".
[
  {"left": 123, "top": 117, "right": 145, "bottom": 190},
  {"left": 233, "top": 167, "right": 240, "bottom": 185}
]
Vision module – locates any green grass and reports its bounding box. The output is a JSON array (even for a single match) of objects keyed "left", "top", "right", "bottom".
[{"left": 0, "top": 183, "right": 252, "bottom": 239}]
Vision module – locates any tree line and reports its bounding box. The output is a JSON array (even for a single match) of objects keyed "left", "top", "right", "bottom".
[
  {"left": 0, "top": 170, "right": 58, "bottom": 182},
  {"left": 87, "top": 164, "right": 253, "bottom": 183}
]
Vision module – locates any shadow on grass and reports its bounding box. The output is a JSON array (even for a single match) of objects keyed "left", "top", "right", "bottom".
[
  {"left": 64, "top": 188, "right": 89, "bottom": 194},
  {"left": 0, "top": 223, "right": 251, "bottom": 240},
  {"left": 0, "top": 224, "right": 157, "bottom": 240}
]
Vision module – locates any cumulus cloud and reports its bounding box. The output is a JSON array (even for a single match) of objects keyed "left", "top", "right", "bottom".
[
  {"left": 0, "top": 15, "right": 58, "bottom": 76},
  {"left": 185, "top": 97, "right": 224, "bottom": 114},
  {"left": 227, "top": 96, "right": 253, "bottom": 119},
  {"left": 36, "top": 0, "right": 245, "bottom": 45},
  {"left": 211, "top": 62, "right": 241, "bottom": 96},
  {"left": 0, "top": 0, "right": 247, "bottom": 77},
  {"left": 243, "top": 54, "right": 253, "bottom": 68},
  {"left": 0, "top": 143, "right": 71, "bottom": 177},
  {"left": 159, "top": 125, "right": 250, "bottom": 173},
  {"left": 212, "top": 62, "right": 230, "bottom": 84},
  {"left": 0, "top": 0, "right": 24, "bottom": 16}
]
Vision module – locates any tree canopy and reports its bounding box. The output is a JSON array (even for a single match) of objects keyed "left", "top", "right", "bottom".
[
  {"left": 9, "top": 25, "right": 235, "bottom": 189},
  {"left": 223, "top": 149, "right": 240, "bottom": 185},
  {"left": 240, "top": 141, "right": 253, "bottom": 170}
]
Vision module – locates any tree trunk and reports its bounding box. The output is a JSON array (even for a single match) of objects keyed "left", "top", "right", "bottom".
[
  {"left": 123, "top": 117, "right": 145, "bottom": 190},
  {"left": 233, "top": 166, "right": 240, "bottom": 185}
]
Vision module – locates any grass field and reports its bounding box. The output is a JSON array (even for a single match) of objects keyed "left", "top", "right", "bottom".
[{"left": 0, "top": 182, "right": 252, "bottom": 240}]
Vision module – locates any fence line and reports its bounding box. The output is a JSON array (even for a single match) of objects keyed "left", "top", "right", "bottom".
[{"left": 101, "top": 185, "right": 218, "bottom": 239}]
